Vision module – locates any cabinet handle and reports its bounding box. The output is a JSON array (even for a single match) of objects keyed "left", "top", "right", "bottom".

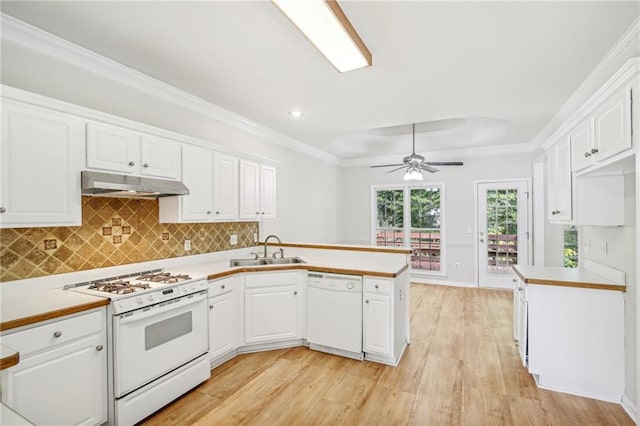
[
  {"left": 207, "top": 211, "right": 212, "bottom": 215},
  {"left": 143, "top": 163, "right": 149, "bottom": 168},
  {"left": 96, "top": 345, "right": 103, "bottom": 351},
  {"left": 209, "top": 305, "right": 214, "bottom": 310},
  {"left": 255, "top": 211, "right": 260, "bottom": 215},
  {"left": 551, "top": 210, "right": 560, "bottom": 215},
  {"left": 591, "top": 148, "right": 599, "bottom": 155},
  {"left": 365, "top": 299, "right": 370, "bottom": 304},
  {"left": 215, "top": 211, "right": 220, "bottom": 215},
  {"left": 221, "top": 285, "right": 225, "bottom": 290},
  {"left": 53, "top": 331, "right": 62, "bottom": 338},
  {"left": 293, "top": 291, "right": 298, "bottom": 296},
  {"left": 375, "top": 284, "right": 379, "bottom": 289},
  {"left": 261, "top": 212, "right": 265, "bottom": 215},
  {"left": 128, "top": 161, "right": 135, "bottom": 166},
  {"left": 512, "top": 279, "right": 517, "bottom": 283},
  {"left": 0, "top": 207, "right": 5, "bottom": 213},
  {"left": 584, "top": 152, "right": 591, "bottom": 158}
]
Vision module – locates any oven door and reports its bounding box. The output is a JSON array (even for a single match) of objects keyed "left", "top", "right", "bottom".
[{"left": 113, "top": 290, "right": 208, "bottom": 397}]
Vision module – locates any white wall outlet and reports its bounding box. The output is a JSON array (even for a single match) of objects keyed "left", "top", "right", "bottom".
[
  {"left": 184, "top": 239, "right": 191, "bottom": 251},
  {"left": 465, "top": 227, "right": 472, "bottom": 234},
  {"left": 454, "top": 262, "right": 460, "bottom": 270},
  {"left": 253, "top": 233, "right": 258, "bottom": 242},
  {"left": 601, "top": 242, "right": 608, "bottom": 256},
  {"left": 230, "top": 234, "right": 238, "bottom": 245}
]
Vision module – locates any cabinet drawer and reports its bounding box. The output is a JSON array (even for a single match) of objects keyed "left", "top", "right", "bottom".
[
  {"left": 364, "top": 278, "right": 392, "bottom": 295},
  {"left": 2, "top": 310, "right": 104, "bottom": 355},
  {"left": 245, "top": 272, "right": 300, "bottom": 288},
  {"left": 208, "top": 277, "right": 234, "bottom": 296}
]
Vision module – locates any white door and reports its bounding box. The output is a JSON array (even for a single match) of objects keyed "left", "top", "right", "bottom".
[
  {"left": 244, "top": 285, "right": 298, "bottom": 344},
  {"left": 477, "top": 180, "right": 530, "bottom": 289},
  {"left": 239, "top": 159, "right": 260, "bottom": 220},
  {"left": 86, "top": 122, "right": 140, "bottom": 174},
  {"left": 140, "top": 135, "right": 181, "bottom": 179},
  {"left": 260, "top": 165, "right": 277, "bottom": 219},
  {"left": 213, "top": 153, "right": 239, "bottom": 220},
  {"left": 180, "top": 145, "right": 213, "bottom": 221}
]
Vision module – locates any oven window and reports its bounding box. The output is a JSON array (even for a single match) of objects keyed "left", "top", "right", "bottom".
[{"left": 145, "top": 311, "right": 193, "bottom": 350}]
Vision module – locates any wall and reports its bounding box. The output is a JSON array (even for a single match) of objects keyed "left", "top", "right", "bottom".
[
  {"left": 0, "top": 39, "right": 340, "bottom": 246},
  {"left": 580, "top": 172, "right": 636, "bottom": 408},
  {"left": 339, "top": 153, "right": 534, "bottom": 285},
  {"left": 0, "top": 197, "right": 258, "bottom": 282}
]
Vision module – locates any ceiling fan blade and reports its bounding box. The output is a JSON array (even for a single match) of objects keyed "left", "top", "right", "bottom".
[
  {"left": 386, "top": 165, "right": 409, "bottom": 174},
  {"left": 426, "top": 161, "right": 464, "bottom": 166},
  {"left": 369, "top": 163, "right": 404, "bottom": 168},
  {"left": 420, "top": 164, "right": 439, "bottom": 173}
]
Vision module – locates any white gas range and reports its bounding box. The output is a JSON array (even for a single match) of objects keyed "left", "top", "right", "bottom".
[{"left": 66, "top": 270, "right": 210, "bottom": 425}]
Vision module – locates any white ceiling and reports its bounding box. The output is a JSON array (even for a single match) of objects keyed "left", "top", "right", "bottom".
[{"left": 2, "top": 1, "right": 639, "bottom": 164}]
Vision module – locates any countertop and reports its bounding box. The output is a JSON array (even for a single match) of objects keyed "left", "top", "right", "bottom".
[
  {"left": 0, "top": 344, "right": 19, "bottom": 370},
  {"left": 512, "top": 265, "right": 626, "bottom": 292},
  {"left": 0, "top": 290, "right": 109, "bottom": 333}
]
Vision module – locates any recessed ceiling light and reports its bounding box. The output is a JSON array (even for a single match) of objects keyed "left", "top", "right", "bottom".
[
  {"left": 288, "top": 110, "right": 302, "bottom": 118},
  {"left": 272, "top": 0, "right": 372, "bottom": 73}
]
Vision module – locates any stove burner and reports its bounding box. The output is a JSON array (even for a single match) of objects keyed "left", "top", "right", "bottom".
[
  {"left": 136, "top": 272, "right": 191, "bottom": 284},
  {"left": 88, "top": 280, "right": 151, "bottom": 294}
]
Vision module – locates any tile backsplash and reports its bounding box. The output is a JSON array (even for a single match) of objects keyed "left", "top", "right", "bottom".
[{"left": 0, "top": 197, "right": 258, "bottom": 282}]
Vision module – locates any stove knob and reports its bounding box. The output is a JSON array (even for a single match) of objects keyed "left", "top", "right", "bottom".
[{"left": 136, "top": 297, "right": 143, "bottom": 305}]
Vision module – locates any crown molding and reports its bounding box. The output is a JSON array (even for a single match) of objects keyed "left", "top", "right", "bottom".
[
  {"left": 0, "top": 13, "right": 341, "bottom": 165},
  {"left": 534, "top": 17, "right": 640, "bottom": 151},
  {"left": 342, "top": 142, "right": 535, "bottom": 168}
]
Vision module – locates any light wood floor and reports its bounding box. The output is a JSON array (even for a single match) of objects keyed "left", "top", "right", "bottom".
[{"left": 141, "top": 284, "right": 633, "bottom": 425}]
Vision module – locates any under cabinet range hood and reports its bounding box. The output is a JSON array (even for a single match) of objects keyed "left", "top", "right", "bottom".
[{"left": 81, "top": 171, "right": 189, "bottom": 198}]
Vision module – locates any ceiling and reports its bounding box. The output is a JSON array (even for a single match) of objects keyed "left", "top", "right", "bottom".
[{"left": 1, "top": 1, "right": 639, "bottom": 164}]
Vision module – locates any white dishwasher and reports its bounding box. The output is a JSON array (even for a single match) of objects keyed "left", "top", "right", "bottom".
[{"left": 307, "top": 272, "right": 363, "bottom": 360}]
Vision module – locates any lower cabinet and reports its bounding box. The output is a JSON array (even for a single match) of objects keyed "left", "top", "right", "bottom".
[
  {"left": 363, "top": 275, "right": 409, "bottom": 366},
  {"left": 208, "top": 277, "right": 241, "bottom": 362},
  {"left": 243, "top": 271, "right": 304, "bottom": 345},
  {"left": 512, "top": 276, "right": 528, "bottom": 367},
  {"left": 1, "top": 309, "right": 107, "bottom": 425}
]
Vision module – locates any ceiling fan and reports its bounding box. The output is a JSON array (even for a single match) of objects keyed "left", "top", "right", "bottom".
[{"left": 370, "top": 123, "right": 463, "bottom": 180}]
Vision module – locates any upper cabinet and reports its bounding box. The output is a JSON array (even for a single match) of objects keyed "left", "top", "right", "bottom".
[
  {"left": 86, "top": 122, "right": 181, "bottom": 180},
  {"left": 571, "top": 86, "right": 633, "bottom": 174},
  {"left": 213, "top": 153, "right": 239, "bottom": 221},
  {"left": 239, "top": 160, "right": 277, "bottom": 220},
  {"left": 546, "top": 138, "right": 572, "bottom": 223},
  {"left": 1, "top": 100, "right": 84, "bottom": 228}
]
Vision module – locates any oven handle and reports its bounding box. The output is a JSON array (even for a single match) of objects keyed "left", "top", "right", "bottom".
[{"left": 116, "top": 291, "right": 207, "bottom": 325}]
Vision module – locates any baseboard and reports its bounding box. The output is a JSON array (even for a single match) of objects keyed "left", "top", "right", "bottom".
[
  {"left": 410, "top": 277, "right": 477, "bottom": 288},
  {"left": 621, "top": 394, "right": 637, "bottom": 423}
]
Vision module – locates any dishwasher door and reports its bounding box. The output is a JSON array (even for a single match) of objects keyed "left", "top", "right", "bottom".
[{"left": 307, "top": 274, "right": 363, "bottom": 358}]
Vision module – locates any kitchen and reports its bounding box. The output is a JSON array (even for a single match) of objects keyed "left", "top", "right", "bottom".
[{"left": 0, "top": 1, "right": 639, "bottom": 425}]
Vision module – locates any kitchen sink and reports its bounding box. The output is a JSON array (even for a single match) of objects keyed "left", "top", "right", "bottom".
[
  {"left": 266, "top": 257, "right": 306, "bottom": 265},
  {"left": 229, "top": 257, "right": 306, "bottom": 267}
]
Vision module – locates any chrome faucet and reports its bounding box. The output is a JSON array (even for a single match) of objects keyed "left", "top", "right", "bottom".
[{"left": 263, "top": 235, "right": 283, "bottom": 258}]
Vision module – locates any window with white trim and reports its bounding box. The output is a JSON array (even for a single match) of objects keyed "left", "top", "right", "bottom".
[{"left": 373, "top": 184, "right": 445, "bottom": 273}]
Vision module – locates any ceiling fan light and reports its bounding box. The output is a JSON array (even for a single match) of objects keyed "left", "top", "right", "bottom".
[
  {"left": 403, "top": 168, "right": 423, "bottom": 181},
  {"left": 271, "top": 0, "right": 372, "bottom": 72}
]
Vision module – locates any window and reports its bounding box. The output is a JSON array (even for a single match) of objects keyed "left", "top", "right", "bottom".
[
  {"left": 564, "top": 225, "right": 578, "bottom": 268},
  {"left": 373, "top": 184, "right": 444, "bottom": 273}
]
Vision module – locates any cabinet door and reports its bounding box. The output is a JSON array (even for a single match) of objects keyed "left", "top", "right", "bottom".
[
  {"left": 86, "top": 122, "right": 140, "bottom": 174},
  {"left": 244, "top": 285, "right": 298, "bottom": 344},
  {"left": 570, "top": 118, "right": 594, "bottom": 172},
  {"left": 546, "top": 139, "right": 572, "bottom": 223},
  {"left": 517, "top": 291, "right": 528, "bottom": 367},
  {"left": 180, "top": 145, "right": 213, "bottom": 221},
  {"left": 260, "top": 165, "right": 277, "bottom": 219},
  {"left": 140, "top": 135, "right": 181, "bottom": 179},
  {"left": 213, "top": 153, "right": 239, "bottom": 220},
  {"left": 594, "top": 87, "right": 632, "bottom": 162},
  {"left": 1, "top": 101, "right": 83, "bottom": 228},
  {"left": 239, "top": 159, "right": 260, "bottom": 220},
  {"left": 363, "top": 292, "right": 392, "bottom": 356},
  {"left": 208, "top": 290, "right": 237, "bottom": 359},
  {"left": 2, "top": 331, "right": 107, "bottom": 425}
]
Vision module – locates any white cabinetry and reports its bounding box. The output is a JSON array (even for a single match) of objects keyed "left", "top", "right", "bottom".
[
  {"left": 571, "top": 87, "right": 633, "bottom": 173},
  {"left": 1, "top": 309, "right": 107, "bottom": 425},
  {"left": 239, "top": 160, "right": 276, "bottom": 220},
  {"left": 212, "top": 153, "right": 239, "bottom": 220},
  {"left": 208, "top": 277, "right": 241, "bottom": 364},
  {"left": 1, "top": 100, "right": 84, "bottom": 228},
  {"left": 86, "top": 122, "right": 180, "bottom": 179},
  {"left": 363, "top": 274, "right": 409, "bottom": 366},
  {"left": 546, "top": 138, "right": 572, "bottom": 223},
  {"left": 244, "top": 271, "right": 303, "bottom": 344},
  {"left": 512, "top": 276, "right": 527, "bottom": 367}
]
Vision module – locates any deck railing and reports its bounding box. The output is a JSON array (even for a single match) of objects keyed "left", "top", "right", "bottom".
[{"left": 376, "top": 228, "right": 441, "bottom": 271}]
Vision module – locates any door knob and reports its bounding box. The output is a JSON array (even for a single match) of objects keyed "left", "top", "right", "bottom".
[{"left": 480, "top": 238, "right": 484, "bottom": 243}]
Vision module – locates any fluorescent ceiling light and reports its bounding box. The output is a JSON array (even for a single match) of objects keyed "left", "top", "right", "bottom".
[{"left": 272, "top": 0, "right": 372, "bottom": 73}]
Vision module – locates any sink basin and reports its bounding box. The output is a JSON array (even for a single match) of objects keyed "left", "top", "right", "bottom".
[
  {"left": 229, "top": 257, "right": 306, "bottom": 267},
  {"left": 266, "top": 257, "right": 306, "bottom": 265},
  {"left": 229, "top": 258, "right": 270, "bottom": 267}
]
